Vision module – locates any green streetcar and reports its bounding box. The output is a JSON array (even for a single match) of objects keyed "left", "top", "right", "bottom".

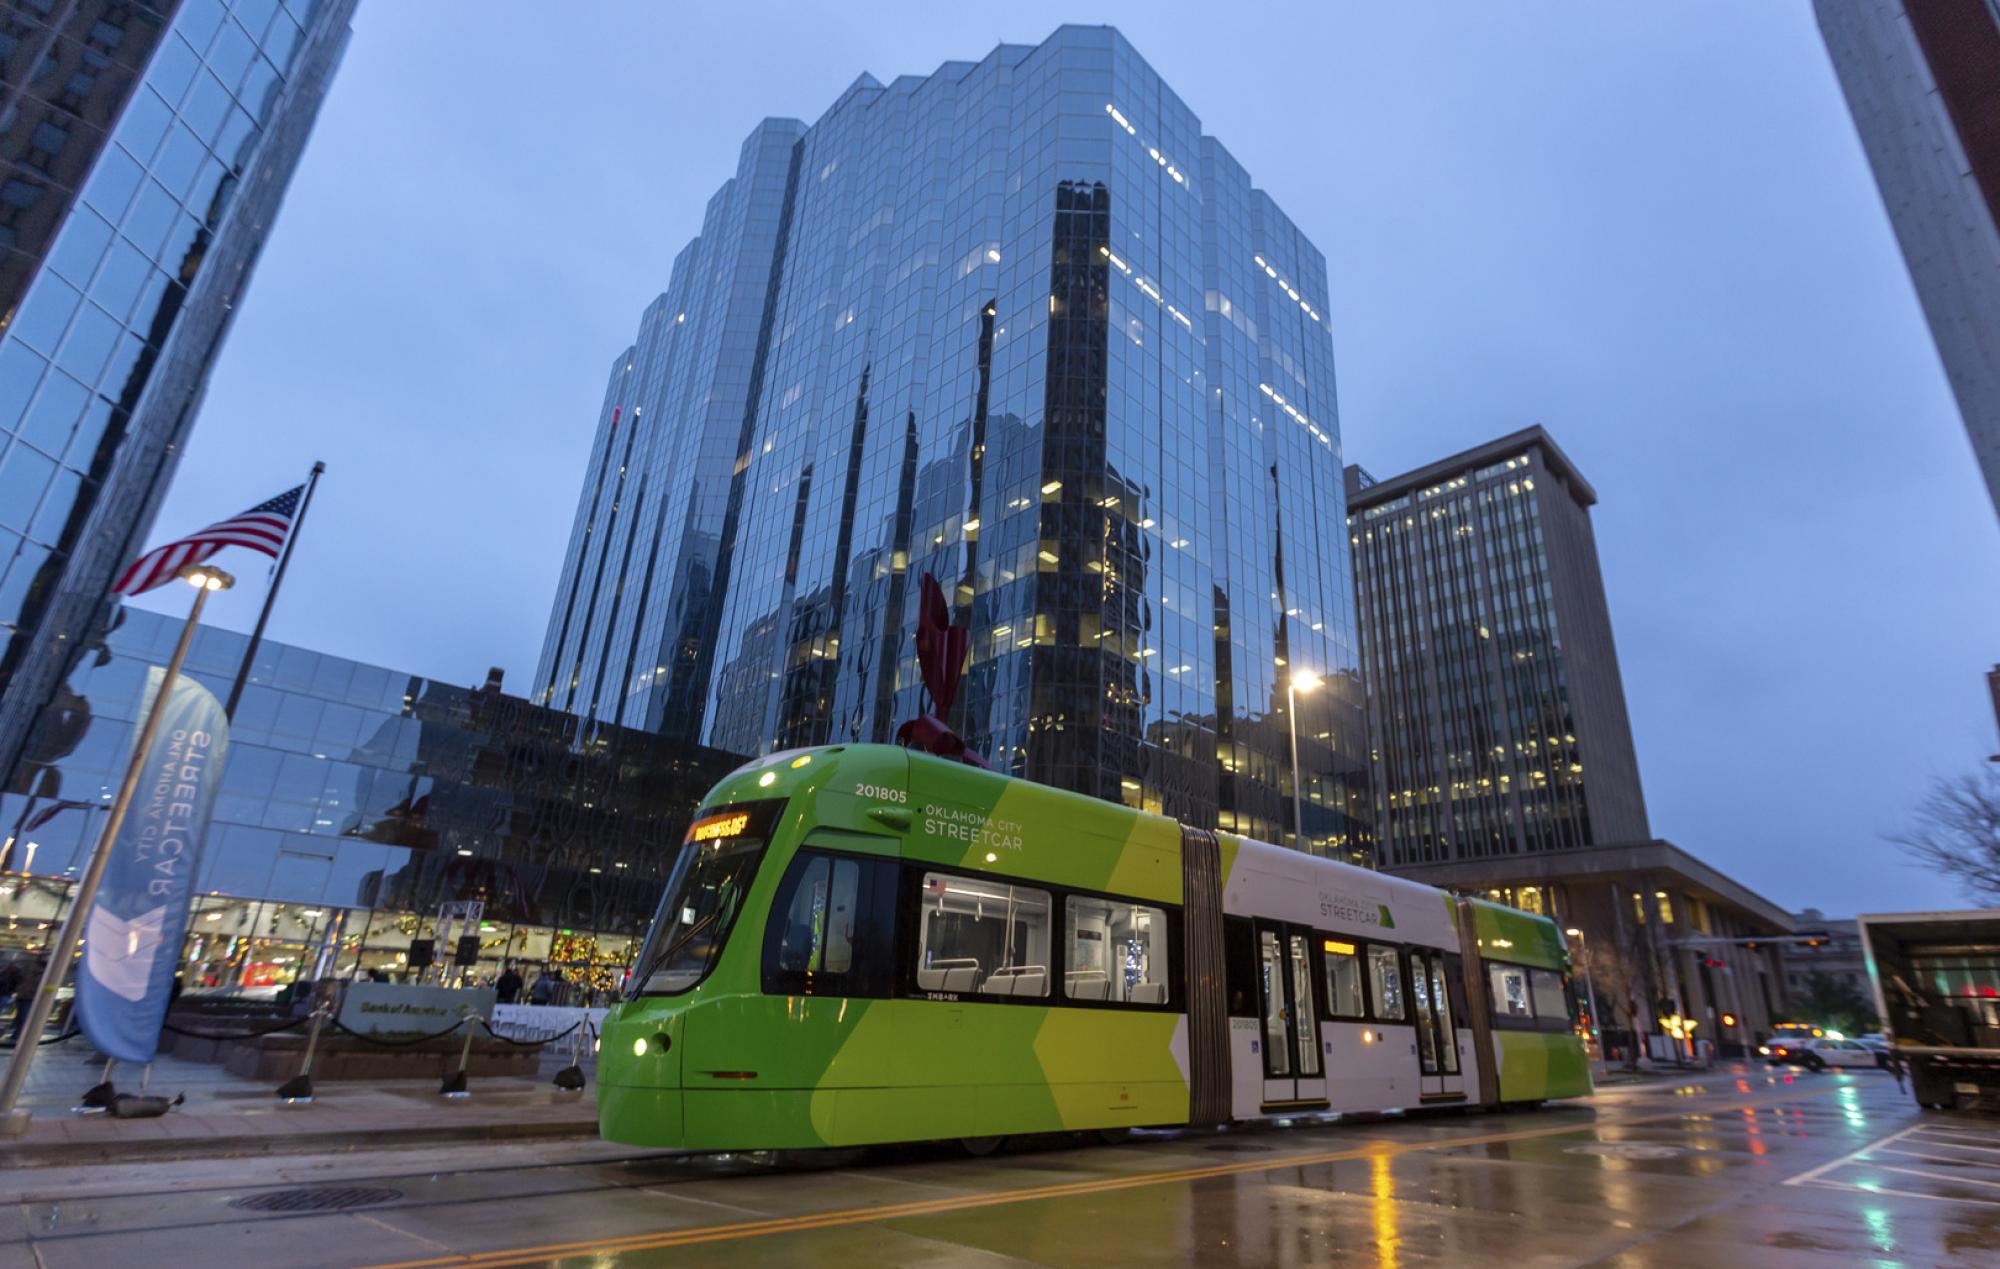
[{"left": 597, "top": 744, "right": 1591, "bottom": 1151}]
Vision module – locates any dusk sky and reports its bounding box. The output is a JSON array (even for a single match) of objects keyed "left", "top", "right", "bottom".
[{"left": 132, "top": 2, "right": 2000, "bottom": 918}]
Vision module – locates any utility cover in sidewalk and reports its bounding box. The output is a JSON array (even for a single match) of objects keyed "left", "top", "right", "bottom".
[{"left": 230, "top": 1186, "right": 403, "bottom": 1213}]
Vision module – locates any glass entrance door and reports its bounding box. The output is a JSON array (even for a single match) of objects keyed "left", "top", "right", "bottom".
[{"left": 1256, "top": 922, "right": 1326, "bottom": 1107}]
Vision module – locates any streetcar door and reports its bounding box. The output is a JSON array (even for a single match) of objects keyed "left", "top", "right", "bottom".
[
  {"left": 1255, "top": 921, "right": 1326, "bottom": 1109},
  {"left": 1409, "top": 947, "right": 1464, "bottom": 1101}
]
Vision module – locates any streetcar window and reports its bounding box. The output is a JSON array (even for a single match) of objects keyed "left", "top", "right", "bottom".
[
  {"left": 1323, "top": 940, "right": 1365, "bottom": 1018},
  {"left": 774, "top": 856, "right": 831, "bottom": 972},
  {"left": 1489, "top": 964, "right": 1532, "bottom": 1019},
  {"left": 1368, "top": 944, "right": 1406, "bottom": 1021},
  {"left": 1064, "top": 895, "right": 1170, "bottom": 1005},
  {"left": 915, "top": 872, "right": 1051, "bottom": 998},
  {"left": 1529, "top": 969, "right": 1569, "bottom": 1029},
  {"left": 632, "top": 812, "right": 771, "bottom": 996},
  {"left": 770, "top": 854, "right": 860, "bottom": 974}
]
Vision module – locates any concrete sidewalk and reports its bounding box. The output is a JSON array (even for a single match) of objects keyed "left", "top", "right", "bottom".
[{"left": 0, "top": 1037, "right": 599, "bottom": 1169}]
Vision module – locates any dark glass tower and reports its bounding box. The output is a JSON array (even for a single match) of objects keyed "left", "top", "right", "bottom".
[
  {"left": 538, "top": 27, "right": 1370, "bottom": 859},
  {"left": 0, "top": 0, "right": 355, "bottom": 789},
  {"left": 1345, "top": 427, "right": 1650, "bottom": 870}
]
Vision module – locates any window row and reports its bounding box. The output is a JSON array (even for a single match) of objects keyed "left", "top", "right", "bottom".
[{"left": 760, "top": 846, "right": 1177, "bottom": 1009}]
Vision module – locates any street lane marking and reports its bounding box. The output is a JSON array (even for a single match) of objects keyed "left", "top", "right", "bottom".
[
  {"left": 1804, "top": 1178, "right": 2000, "bottom": 1210},
  {"left": 357, "top": 1083, "right": 1858, "bottom": 1269},
  {"left": 1909, "top": 1128, "right": 2000, "bottom": 1151},
  {"left": 1878, "top": 1147, "right": 2000, "bottom": 1167},
  {"left": 1868, "top": 1162, "right": 2000, "bottom": 1191},
  {"left": 1782, "top": 1123, "right": 1925, "bottom": 1188}
]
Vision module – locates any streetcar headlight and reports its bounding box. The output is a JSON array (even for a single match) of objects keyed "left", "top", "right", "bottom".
[{"left": 634, "top": 1037, "right": 648, "bottom": 1057}]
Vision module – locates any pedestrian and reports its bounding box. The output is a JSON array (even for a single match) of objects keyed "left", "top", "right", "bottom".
[
  {"left": 0, "top": 957, "right": 20, "bottom": 1042},
  {"left": 529, "top": 965, "right": 555, "bottom": 1006},
  {"left": 496, "top": 960, "right": 523, "bottom": 1005}
]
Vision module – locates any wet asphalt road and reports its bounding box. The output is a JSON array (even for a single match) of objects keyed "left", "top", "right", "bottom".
[{"left": 3, "top": 1062, "right": 1995, "bottom": 1267}]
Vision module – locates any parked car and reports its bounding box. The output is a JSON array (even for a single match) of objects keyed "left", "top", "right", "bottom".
[
  {"left": 1764, "top": 1037, "right": 1880, "bottom": 1071},
  {"left": 1853, "top": 1034, "right": 1891, "bottom": 1067}
]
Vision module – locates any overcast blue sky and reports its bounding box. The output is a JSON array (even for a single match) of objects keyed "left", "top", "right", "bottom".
[{"left": 133, "top": 2, "right": 2000, "bottom": 916}]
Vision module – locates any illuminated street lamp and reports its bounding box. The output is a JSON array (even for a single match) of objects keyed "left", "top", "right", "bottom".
[
  {"left": 0, "top": 565, "right": 233, "bottom": 1135},
  {"left": 1287, "top": 669, "right": 1321, "bottom": 851},
  {"left": 1566, "top": 926, "right": 1605, "bottom": 1070}
]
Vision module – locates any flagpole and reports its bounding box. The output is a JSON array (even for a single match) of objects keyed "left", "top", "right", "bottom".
[
  {"left": 223, "top": 461, "right": 324, "bottom": 720},
  {"left": 0, "top": 567, "right": 232, "bottom": 1136}
]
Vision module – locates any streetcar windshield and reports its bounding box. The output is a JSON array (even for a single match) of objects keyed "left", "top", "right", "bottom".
[{"left": 630, "top": 804, "right": 776, "bottom": 996}]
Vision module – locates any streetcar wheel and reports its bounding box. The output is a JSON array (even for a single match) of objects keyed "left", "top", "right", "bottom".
[
  {"left": 1095, "top": 1128, "right": 1134, "bottom": 1145},
  {"left": 958, "top": 1135, "right": 1006, "bottom": 1157}
]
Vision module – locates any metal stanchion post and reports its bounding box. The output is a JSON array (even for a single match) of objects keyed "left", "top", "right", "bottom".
[
  {"left": 276, "top": 1002, "right": 329, "bottom": 1103},
  {"left": 553, "top": 1015, "right": 586, "bottom": 1091},
  {"left": 440, "top": 1007, "right": 474, "bottom": 1097}
]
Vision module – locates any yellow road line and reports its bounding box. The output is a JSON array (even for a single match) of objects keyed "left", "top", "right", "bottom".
[{"left": 357, "top": 1082, "right": 1853, "bottom": 1269}]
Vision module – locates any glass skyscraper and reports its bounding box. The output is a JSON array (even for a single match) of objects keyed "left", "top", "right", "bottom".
[
  {"left": 539, "top": 27, "right": 1370, "bottom": 858},
  {"left": 0, "top": 0, "right": 355, "bottom": 789},
  {"left": 1345, "top": 427, "right": 1650, "bottom": 874}
]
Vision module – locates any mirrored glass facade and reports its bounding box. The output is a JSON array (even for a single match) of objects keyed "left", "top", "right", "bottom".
[
  {"left": 1, "top": 606, "right": 744, "bottom": 993},
  {"left": 0, "top": 0, "right": 355, "bottom": 792},
  {"left": 1346, "top": 427, "right": 1651, "bottom": 870},
  {"left": 538, "top": 27, "right": 1371, "bottom": 859}
]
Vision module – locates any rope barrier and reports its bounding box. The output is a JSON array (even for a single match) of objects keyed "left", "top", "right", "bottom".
[
  {"left": 161, "top": 1014, "right": 311, "bottom": 1040},
  {"left": 478, "top": 1017, "right": 582, "bottom": 1048},
  {"left": 0, "top": 1025, "right": 81, "bottom": 1050},
  {"left": 329, "top": 1016, "right": 472, "bottom": 1048}
]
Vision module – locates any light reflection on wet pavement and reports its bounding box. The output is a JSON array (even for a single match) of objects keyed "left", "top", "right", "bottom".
[{"left": 7, "top": 1064, "right": 1998, "bottom": 1267}]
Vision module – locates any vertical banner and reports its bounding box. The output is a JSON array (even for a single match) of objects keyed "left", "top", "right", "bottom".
[{"left": 76, "top": 668, "right": 230, "bottom": 1063}]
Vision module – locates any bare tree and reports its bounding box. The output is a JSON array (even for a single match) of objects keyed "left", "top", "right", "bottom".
[
  {"left": 1581, "top": 920, "right": 1660, "bottom": 1071},
  {"left": 1890, "top": 766, "right": 2000, "bottom": 903}
]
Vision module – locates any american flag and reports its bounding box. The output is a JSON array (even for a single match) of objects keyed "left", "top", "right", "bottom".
[{"left": 111, "top": 484, "right": 305, "bottom": 597}]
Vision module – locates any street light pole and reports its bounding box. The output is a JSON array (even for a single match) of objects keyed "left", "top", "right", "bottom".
[
  {"left": 0, "top": 565, "right": 235, "bottom": 1136},
  {"left": 1567, "top": 926, "right": 1605, "bottom": 1070},
  {"left": 1286, "top": 669, "right": 1320, "bottom": 853}
]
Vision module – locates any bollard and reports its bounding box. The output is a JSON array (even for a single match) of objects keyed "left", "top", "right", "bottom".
[
  {"left": 439, "top": 1008, "right": 474, "bottom": 1098},
  {"left": 275, "top": 1003, "right": 329, "bottom": 1103},
  {"left": 552, "top": 1019, "right": 586, "bottom": 1091}
]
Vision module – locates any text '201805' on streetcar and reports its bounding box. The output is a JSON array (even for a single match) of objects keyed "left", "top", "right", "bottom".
[{"left": 597, "top": 744, "right": 1590, "bottom": 1151}]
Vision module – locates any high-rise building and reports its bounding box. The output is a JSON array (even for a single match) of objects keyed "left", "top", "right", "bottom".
[
  {"left": 1347, "top": 428, "right": 1803, "bottom": 1055},
  {"left": 1816, "top": 0, "right": 2000, "bottom": 520},
  {"left": 538, "top": 27, "right": 1371, "bottom": 857},
  {"left": 0, "top": 0, "right": 356, "bottom": 788},
  {"left": 1345, "top": 426, "right": 1649, "bottom": 870}
]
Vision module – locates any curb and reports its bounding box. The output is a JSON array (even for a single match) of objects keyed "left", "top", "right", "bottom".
[{"left": 0, "top": 1115, "right": 600, "bottom": 1169}]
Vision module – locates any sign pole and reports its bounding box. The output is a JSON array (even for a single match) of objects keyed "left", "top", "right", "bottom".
[
  {"left": 0, "top": 579, "right": 216, "bottom": 1136},
  {"left": 223, "top": 460, "right": 324, "bottom": 720}
]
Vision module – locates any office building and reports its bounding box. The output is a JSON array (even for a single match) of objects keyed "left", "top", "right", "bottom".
[
  {"left": 1348, "top": 428, "right": 1795, "bottom": 1052},
  {"left": 1, "top": 606, "right": 742, "bottom": 993},
  {"left": 1346, "top": 426, "right": 1648, "bottom": 868},
  {"left": 538, "top": 27, "right": 1371, "bottom": 857},
  {"left": 1816, "top": 0, "right": 2000, "bottom": 519},
  {"left": 0, "top": 0, "right": 356, "bottom": 790}
]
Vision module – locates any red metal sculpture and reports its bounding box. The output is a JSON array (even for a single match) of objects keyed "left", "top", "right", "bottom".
[{"left": 894, "top": 573, "right": 988, "bottom": 767}]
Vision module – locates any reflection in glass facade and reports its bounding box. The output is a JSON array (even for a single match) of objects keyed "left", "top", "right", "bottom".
[
  {"left": 538, "top": 27, "right": 1371, "bottom": 859},
  {"left": 1, "top": 607, "right": 744, "bottom": 993},
  {"left": 1345, "top": 427, "right": 1651, "bottom": 870},
  {"left": 0, "top": 0, "right": 356, "bottom": 792}
]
